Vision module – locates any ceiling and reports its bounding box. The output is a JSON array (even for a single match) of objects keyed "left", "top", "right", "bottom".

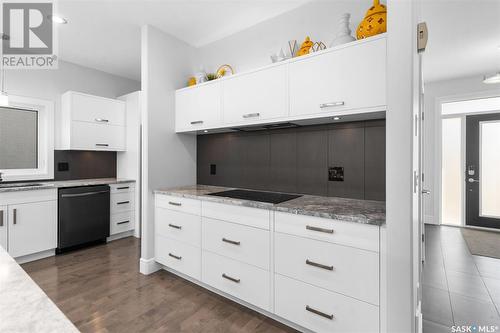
[
  {"left": 56, "top": 0, "right": 310, "bottom": 81},
  {"left": 55, "top": 0, "right": 500, "bottom": 83},
  {"left": 422, "top": 0, "right": 500, "bottom": 83}
]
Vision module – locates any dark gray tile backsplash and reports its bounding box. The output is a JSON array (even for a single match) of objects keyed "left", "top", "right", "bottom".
[
  {"left": 54, "top": 150, "right": 116, "bottom": 181},
  {"left": 197, "top": 120, "right": 386, "bottom": 200}
]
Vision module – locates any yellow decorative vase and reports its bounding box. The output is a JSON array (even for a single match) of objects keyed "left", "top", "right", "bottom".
[
  {"left": 356, "top": 0, "right": 387, "bottom": 39},
  {"left": 297, "top": 36, "right": 314, "bottom": 57}
]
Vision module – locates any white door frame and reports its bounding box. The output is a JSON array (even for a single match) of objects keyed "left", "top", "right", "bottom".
[{"left": 435, "top": 91, "right": 500, "bottom": 227}]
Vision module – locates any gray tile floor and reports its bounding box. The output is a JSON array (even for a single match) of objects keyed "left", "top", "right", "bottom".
[{"left": 423, "top": 225, "right": 500, "bottom": 332}]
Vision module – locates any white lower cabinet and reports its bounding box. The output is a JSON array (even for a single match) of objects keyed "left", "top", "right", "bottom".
[
  {"left": 202, "top": 250, "right": 270, "bottom": 311},
  {"left": 156, "top": 208, "right": 201, "bottom": 246},
  {"left": 0, "top": 206, "right": 7, "bottom": 250},
  {"left": 156, "top": 234, "right": 201, "bottom": 280},
  {"left": 8, "top": 201, "right": 57, "bottom": 258},
  {"left": 109, "top": 183, "right": 135, "bottom": 236},
  {"left": 154, "top": 193, "right": 380, "bottom": 332},
  {"left": 202, "top": 217, "right": 270, "bottom": 270},
  {"left": 275, "top": 232, "right": 379, "bottom": 305},
  {"left": 275, "top": 274, "right": 379, "bottom": 333},
  {"left": 0, "top": 189, "right": 57, "bottom": 259}
]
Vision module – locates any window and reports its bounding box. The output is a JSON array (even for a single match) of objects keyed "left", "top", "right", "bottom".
[
  {"left": 441, "top": 117, "right": 463, "bottom": 226},
  {"left": 442, "top": 96, "right": 500, "bottom": 116},
  {"left": 0, "top": 96, "right": 54, "bottom": 181},
  {"left": 0, "top": 107, "right": 38, "bottom": 169}
]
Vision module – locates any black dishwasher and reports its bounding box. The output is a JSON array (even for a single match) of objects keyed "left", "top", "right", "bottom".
[{"left": 57, "top": 185, "right": 110, "bottom": 253}]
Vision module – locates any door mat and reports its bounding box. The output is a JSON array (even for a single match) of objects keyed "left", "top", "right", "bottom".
[{"left": 461, "top": 228, "right": 500, "bottom": 259}]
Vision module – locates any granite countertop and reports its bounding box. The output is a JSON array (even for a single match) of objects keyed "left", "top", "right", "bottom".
[
  {"left": 0, "top": 246, "right": 78, "bottom": 332},
  {"left": 155, "top": 185, "right": 385, "bottom": 226},
  {"left": 0, "top": 178, "right": 135, "bottom": 193}
]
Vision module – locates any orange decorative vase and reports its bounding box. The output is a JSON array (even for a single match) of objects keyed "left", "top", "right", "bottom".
[{"left": 356, "top": 0, "right": 387, "bottom": 39}]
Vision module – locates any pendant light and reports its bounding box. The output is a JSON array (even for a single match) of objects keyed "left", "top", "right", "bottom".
[{"left": 483, "top": 72, "right": 500, "bottom": 84}]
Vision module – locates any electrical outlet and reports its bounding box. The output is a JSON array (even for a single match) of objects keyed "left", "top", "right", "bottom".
[
  {"left": 328, "top": 167, "right": 344, "bottom": 181},
  {"left": 210, "top": 164, "right": 216, "bottom": 175},
  {"left": 58, "top": 162, "right": 69, "bottom": 172}
]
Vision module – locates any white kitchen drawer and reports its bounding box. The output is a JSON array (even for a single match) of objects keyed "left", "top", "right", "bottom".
[
  {"left": 275, "top": 233, "right": 379, "bottom": 305},
  {"left": 202, "top": 217, "right": 270, "bottom": 270},
  {"left": 0, "top": 189, "right": 57, "bottom": 204},
  {"left": 110, "top": 211, "right": 134, "bottom": 235},
  {"left": 275, "top": 274, "right": 379, "bottom": 333},
  {"left": 109, "top": 183, "right": 135, "bottom": 194},
  {"left": 70, "top": 121, "right": 125, "bottom": 151},
  {"left": 202, "top": 250, "right": 270, "bottom": 310},
  {"left": 156, "top": 235, "right": 201, "bottom": 280},
  {"left": 111, "top": 192, "right": 134, "bottom": 214},
  {"left": 155, "top": 208, "right": 201, "bottom": 247},
  {"left": 275, "top": 212, "right": 379, "bottom": 252},
  {"left": 202, "top": 201, "right": 270, "bottom": 230},
  {"left": 67, "top": 91, "right": 126, "bottom": 126},
  {"left": 155, "top": 194, "right": 201, "bottom": 216}
]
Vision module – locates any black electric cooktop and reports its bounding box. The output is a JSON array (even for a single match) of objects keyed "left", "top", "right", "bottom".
[{"left": 207, "top": 189, "right": 302, "bottom": 204}]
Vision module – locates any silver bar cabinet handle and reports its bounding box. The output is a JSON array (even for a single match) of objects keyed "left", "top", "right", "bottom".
[
  {"left": 168, "top": 223, "right": 182, "bottom": 230},
  {"left": 117, "top": 220, "right": 130, "bottom": 225},
  {"left": 306, "top": 225, "right": 334, "bottom": 234},
  {"left": 0, "top": 210, "right": 3, "bottom": 227},
  {"left": 117, "top": 201, "right": 130, "bottom": 205},
  {"left": 222, "top": 273, "right": 240, "bottom": 283},
  {"left": 222, "top": 238, "right": 240, "bottom": 246},
  {"left": 168, "top": 253, "right": 182, "bottom": 260},
  {"left": 95, "top": 143, "right": 109, "bottom": 147},
  {"left": 319, "top": 101, "right": 345, "bottom": 108},
  {"left": 306, "top": 305, "right": 334, "bottom": 320},
  {"left": 117, "top": 186, "right": 129, "bottom": 190},
  {"left": 13, "top": 208, "right": 17, "bottom": 225},
  {"left": 168, "top": 201, "right": 182, "bottom": 207},
  {"left": 242, "top": 112, "right": 260, "bottom": 119},
  {"left": 306, "top": 259, "right": 334, "bottom": 271},
  {"left": 190, "top": 120, "right": 204, "bottom": 125},
  {"left": 95, "top": 118, "right": 109, "bottom": 123}
]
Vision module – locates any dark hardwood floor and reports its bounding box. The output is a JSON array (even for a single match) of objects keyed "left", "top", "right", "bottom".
[{"left": 22, "top": 237, "right": 297, "bottom": 333}]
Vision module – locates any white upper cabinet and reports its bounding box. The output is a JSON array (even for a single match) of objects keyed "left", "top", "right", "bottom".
[
  {"left": 222, "top": 64, "right": 288, "bottom": 125},
  {"left": 60, "top": 91, "right": 126, "bottom": 151},
  {"left": 175, "top": 82, "right": 221, "bottom": 132},
  {"left": 289, "top": 37, "right": 386, "bottom": 117},
  {"left": 69, "top": 92, "right": 125, "bottom": 126},
  {"left": 174, "top": 35, "right": 387, "bottom": 133}
]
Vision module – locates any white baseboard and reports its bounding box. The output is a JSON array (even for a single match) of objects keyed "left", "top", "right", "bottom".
[
  {"left": 424, "top": 215, "right": 437, "bottom": 225},
  {"left": 139, "top": 257, "right": 161, "bottom": 275},
  {"left": 15, "top": 249, "right": 55, "bottom": 264},
  {"left": 107, "top": 230, "right": 135, "bottom": 242}
]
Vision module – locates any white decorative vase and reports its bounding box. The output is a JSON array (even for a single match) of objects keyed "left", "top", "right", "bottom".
[{"left": 330, "top": 13, "right": 356, "bottom": 47}]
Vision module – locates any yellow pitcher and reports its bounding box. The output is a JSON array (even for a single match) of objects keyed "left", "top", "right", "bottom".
[{"left": 356, "top": 0, "right": 387, "bottom": 39}]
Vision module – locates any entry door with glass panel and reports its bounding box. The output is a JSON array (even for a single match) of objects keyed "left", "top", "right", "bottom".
[{"left": 466, "top": 113, "right": 500, "bottom": 229}]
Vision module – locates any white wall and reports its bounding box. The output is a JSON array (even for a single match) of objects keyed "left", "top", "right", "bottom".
[
  {"left": 197, "top": 0, "right": 370, "bottom": 74},
  {"left": 140, "top": 25, "right": 197, "bottom": 270},
  {"left": 423, "top": 75, "right": 500, "bottom": 225},
  {"left": 4, "top": 60, "right": 140, "bottom": 146},
  {"left": 386, "top": 0, "right": 419, "bottom": 332}
]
